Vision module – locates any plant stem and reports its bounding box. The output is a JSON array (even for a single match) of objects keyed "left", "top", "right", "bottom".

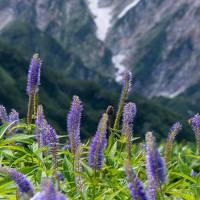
[{"left": 27, "top": 91, "right": 35, "bottom": 124}]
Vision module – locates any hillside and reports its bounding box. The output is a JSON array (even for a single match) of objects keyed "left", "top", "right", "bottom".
[
  {"left": 0, "top": 41, "right": 192, "bottom": 140},
  {"left": 0, "top": 0, "right": 115, "bottom": 81},
  {"left": 1, "top": 0, "right": 200, "bottom": 99},
  {"left": 86, "top": 0, "right": 200, "bottom": 98}
]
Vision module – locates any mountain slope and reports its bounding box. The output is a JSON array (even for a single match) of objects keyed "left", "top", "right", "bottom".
[
  {"left": 0, "top": 0, "right": 115, "bottom": 81},
  {"left": 85, "top": 0, "right": 200, "bottom": 98},
  {"left": 0, "top": 41, "right": 192, "bottom": 140}
]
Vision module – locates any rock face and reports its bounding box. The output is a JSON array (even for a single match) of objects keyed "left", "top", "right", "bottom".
[
  {"left": 1, "top": 0, "right": 200, "bottom": 98},
  {"left": 104, "top": 0, "right": 200, "bottom": 97},
  {"left": 86, "top": 0, "right": 200, "bottom": 98},
  {"left": 0, "top": 0, "right": 115, "bottom": 81}
]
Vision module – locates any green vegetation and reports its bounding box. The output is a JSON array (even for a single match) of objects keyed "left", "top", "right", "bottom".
[
  {"left": 0, "top": 54, "right": 199, "bottom": 199},
  {"left": 0, "top": 42, "right": 192, "bottom": 139}
]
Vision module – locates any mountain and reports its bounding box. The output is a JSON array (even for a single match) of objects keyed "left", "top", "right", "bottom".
[
  {"left": 86, "top": 0, "right": 200, "bottom": 99},
  {"left": 0, "top": 40, "right": 192, "bottom": 140},
  {"left": 1, "top": 0, "right": 200, "bottom": 99},
  {"left": 0, "top": 0, "right": 115, "bottom": 81},
  {"left": 0, "top": 0, "right": 198, "bottom": 140}
]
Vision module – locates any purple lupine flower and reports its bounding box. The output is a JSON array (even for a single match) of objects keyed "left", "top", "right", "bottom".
[
  {"left": 114, "top": 71, "right": 133, "bottom": 130},
  {"left": 31, "top": 178, "right": 67, "bottom": 200},
  {"left": 0, "top": 106, "right": 19, "bottom": 135},
  {"left": 122, "top": 102, "right": 137, "bottom": 160},
  {"left": 67, "top": 96, "right": 82, "bottom": 155},
  {"left": 0, "top": 105, "right": 9, "bottom": 123},
  {"left": 26, "top": 54, "right": 42, "bottom": 124},
  {"left": 190, "top": 114, "right": 200, "bottom": 154},
  {"left": 35, "top": 105, "right": 45, "bottom": 145},
  {"left": 190, "top": 114, "right": 200, "bottom": 133},
  {"left": 46, "top": 124, "right": 58, "bottom": 170},
  {"left": 40, "top": 121, "right": 58, "bottom": 147},
  {"left": 122, "top": 71, "right": 132, "bottom": 95},
  {"left": 39, "top": 122, "right": 58, "bottom": 169},
  {"left": 5, "top": 168, "right": 34, "bottom": 196},
  {"left": 9, "top": 109, "right": 19, "bottom": 123},
  {"left": 125, "top": 160, "right": 148, "bottom": 200},
  {"left": 169, "top": 122, "right": 182, "bottom": 135},
  {"left": 8, "top": 109, "right": 19, "bottom": 135},
  {"left": 74, "top": 147, "right": 84, "bottom": 192},
  {"left": 88, "top": 113, "right": 108, "bottom": 170},
  {"left": 165, "top": 122, "right": 182, "bottom": 162},
  {"left": 190, "top": 169, "right": 198, "bottom": 177},
  {"left": 47, "top": 125, "right": 58, "bottom": 145},
  {"left": 145, "top": 132, "right": 166, "bottom": 199},
  {"left": 26, "top": 54, "right": 41, "bottom": 95},
  {"left": 40, "top": 120, "right": 48, "bottom": 147}
]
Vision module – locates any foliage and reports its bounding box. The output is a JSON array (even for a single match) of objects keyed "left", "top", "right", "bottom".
[
  {"left": 0, "top": 42, "right": 192, "bottom": 140},
  {"left": 0, "top": 118, "right": 199, "bottom": 199},
  {"left": 0, "top": 54, "right": 199, "bottom": 199}
]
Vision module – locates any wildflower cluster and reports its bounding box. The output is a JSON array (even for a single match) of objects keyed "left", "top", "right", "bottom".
[{"left": 0, "top": 54, "right": 199, "bottom": 200}]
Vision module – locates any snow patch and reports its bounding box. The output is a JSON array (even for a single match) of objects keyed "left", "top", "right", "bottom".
[
  {"left": 118, "top": 0, "right": 141, "bottom": 19},
  {"left": 87, "top": 0, "right": 113, "bottom": 41},
  {"left": 112, "top": 54, "right": 126, "bottom": 81},
  {"left": 158, "top": 86, "right": 186, "bottom": 98}
]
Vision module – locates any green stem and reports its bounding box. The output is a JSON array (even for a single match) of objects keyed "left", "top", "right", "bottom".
[
  {"left": 113, "top": 81, "right": 129, "bottom": 130},
  {"left": 33, "top": 93, "right": 38, "bottom": 118},
  {"left": 158, "top": 182, "right": 165, "bottom": 200},
  {"left": 27, "top": 91, "right": 35, "bottom": 124}
]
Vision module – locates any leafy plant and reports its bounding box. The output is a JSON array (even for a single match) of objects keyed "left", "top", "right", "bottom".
[{"left": 0, "top": 54, "right": 199, "bottom": 200}]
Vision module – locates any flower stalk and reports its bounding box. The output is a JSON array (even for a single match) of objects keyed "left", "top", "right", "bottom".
[
  {"left": 125, "top": 160, "right": 148, "bottom": 200},
  {"left": 145, "top": 132, "right": 166, "bottom": 200},
  {"left": 88, "top": 113, "right": 108, "bottom": 171},
  {"left": 26, "top": 54, "right": 41, "bottom": 124},
  {"left": 165, "top": 122, "right": 182, "bottom": 162},
  {"left": 67, "top": 96, "right": 82, "bottom": 156},
  {"left": 122, "top": 102, "right": 137, "bottom": 161},
  {"left": 113, "top": 71, "right": 132, "bottom": 130},
  {"left": 190, "top": 114, "right": 200, "bottom": 154}
]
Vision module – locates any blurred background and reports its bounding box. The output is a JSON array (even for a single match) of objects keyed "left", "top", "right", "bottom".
[{"left": 0, "top": 0, "right": 198, "bottom": 140}]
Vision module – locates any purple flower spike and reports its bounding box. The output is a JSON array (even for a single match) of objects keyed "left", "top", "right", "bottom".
[
  {"left": 40, "top": 122, "right": 58, "bottom": 148},
  {"left": 169, "top": 122, "right": 182, "bottom": 134},
  {"left": 145, "top": 132, "right": 166, "bottom": 199},
  {"left": 122, "top": 71, "right": 132, "bottom": 95},
  {"left": 27, "top": 54, "right": 42, "bottom": 95},
  {"left": 9, "top": 109, "right": 19, "bottom": 123},
  {"left": 114, "top": 71, "right": 133, "bottom": 130},
  {"left": 31, "top": 178, "right": 67, "bottom": 200},
  {"left": 123, "top": 103, "right": 137, "bottom": 128},
  {"left": 0, "top": 105, "right": 9, "bottom": 123},
  {"left": 190, "top": 169, "right": 198, "bottom": 177},
  {"left": 125, "top": 160, "right": 148, "bottom": 200},
  {"left": 67, "top": 96, "right": 82, "bottom": 155},
  {"left": 122, "top": 102, "right": 137, "bottom": 160},
  {"left": 47, "top": 125, "right": 58, "bottom": 145},
  {"left": 8, "top": 109, "right": 19, "bottom": 135},
  {"left": 190, "top": 114, "right": 200, "bottom": 154},
  {"left": 165, "top": 122, "right": 182, "bottom": 161},
  {"left": 88, "top": 113, "right": 108, "bottom": 170},
  {"left": 42, "top": 123, "right": 58, "bottom": 169},
  {"left": 35, "top": 105, "right": 45, "bottom": 145},
  {"left": 0, "top": 106, "right": 19, "bottom": 134},
  {"left": 6, "top": 168, "right": 34, "bottom": 196}
]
